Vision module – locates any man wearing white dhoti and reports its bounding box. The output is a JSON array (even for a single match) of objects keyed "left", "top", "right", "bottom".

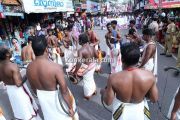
[
  {"left": 85, "top": 27, "right": 102, "bottom": 72},
  {"left": 27, "top": 36, "right": 79, "bottom": 120},
  {"left": 21, "top": 36, "right": 35, "bottom": 65},
  {"left": 105, "top": 23, "right": 122, "bottom": 73},
  {"left": 47, "top": 29, "right": 63, "bottom": 65},
  {"left": 63, "top": 27, "right": 77, "bottom": 72},
  {"left": 139, "top": 28, "right": 157, "bottom": 78},
  {"left": 73, "top": 33, "right": 98, "bottom": 100},
  {"left": 168, "top": 86, "right": 180, "bottom": 120},
  {"left": 101, "top": 43, "right": 158, "bottom": 120},
  {"left": 0, "top": 46, "right": 40, "bottom": 120}
]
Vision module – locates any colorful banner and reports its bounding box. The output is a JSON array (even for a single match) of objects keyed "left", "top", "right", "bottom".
[
  {"left": 145, "top": 0, "right": 180, "bottom": 9},
  {"left": 21, "top": 0, "right": 74, "bottom": 13}
]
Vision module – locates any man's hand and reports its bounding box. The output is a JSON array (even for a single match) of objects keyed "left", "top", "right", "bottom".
[
  {"left": 69, "top": 108, "right": 75, "bottom": 117},
  {"left": 170, "top": 112, "right": 176, "bottom": 120}
]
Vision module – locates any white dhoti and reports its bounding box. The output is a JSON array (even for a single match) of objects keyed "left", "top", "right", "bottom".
[
  {"left": 144, "top": 59, "right": 154, "bottom": 72},
  {"left": 51, "top": 48, "right": 63, "bottom": 65},
  {"left": 110, "top": 43, "right": 122, "bottom": 73},
  {"left": 168, "top": 87, "right": 180, "bottom": 120},
  {"left": 143, "top": 42, "right": 158, "bottom": 81},
  {"left": 6, "top": 85, "right": 39, "bottom": 120},
  {"left": 83, "top": 63, "right": 96, "bottom": 97},
  {"left": 64, "top": 46, "right": 77, "bottom": 72},
  {"left": 112, "top": 98, "right": 150, "bottom": 120},
  {"left": 37, "top": 89, "right": 79, "bottom": 120}
]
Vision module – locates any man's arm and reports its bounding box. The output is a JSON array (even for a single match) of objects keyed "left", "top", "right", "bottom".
[
  {"left": 146, "top": 76, "right": 158, "bottom": 103},
  {"left": 117, "top": 32, "right": 121, "bottom": 42},
  {"left": 73, "top": 50, "right": 82, "bottom": 74},
  {"left": 94, "top": 47, "right": 99, "bottom": 59},
  {"left": 56, "top": 65, "right": 74, "bottom": 116},
  {"left": 171, "top": 88, "right": 180, "bottom": 120},
  {"left": 101, "top": 75, "right": 115, "bottom": 105},
  {"left": 105, "top": 35, "right": 112, "bottom": 49},
  {"left": 139, "top": 45, "right": 156, "bottom": 68},
  {"left": 93, "top": 32, "right": 100, "bottom": 46},
  {"left": 12, "top": 64, "right": 24, "bottom": 87}
]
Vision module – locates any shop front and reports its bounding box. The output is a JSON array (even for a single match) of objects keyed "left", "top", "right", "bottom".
[{"left": 0, "top": 0, "right": 24, "bottom": 40}]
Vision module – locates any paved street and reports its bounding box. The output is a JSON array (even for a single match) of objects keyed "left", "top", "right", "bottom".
[{"left": 0, "top": 27, "right": 180, "bottom": 120}]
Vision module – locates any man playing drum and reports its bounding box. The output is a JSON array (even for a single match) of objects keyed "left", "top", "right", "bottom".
[{"left": 73, "top": 33, "right": 99, "bottom": 100}]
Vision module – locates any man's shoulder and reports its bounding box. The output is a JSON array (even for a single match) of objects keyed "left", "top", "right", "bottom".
[
  {"left": 7, "top": 62, "right": 18, "bottom": 71},
  {"left": 109, "top": 71, "right": 128, "bottom": 82},
  {"left": 137, "top": 69, "right": 155, "bottom": 79}
]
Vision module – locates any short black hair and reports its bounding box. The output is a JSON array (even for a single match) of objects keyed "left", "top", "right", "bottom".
[
  {"left": 152, "top": 17, "right": 158, "bottom": 21},
  {"left": 0, "top": 47, "right": 9, "bottom": 60},
  {"left": 106, "top": 23, "right": 111, "bottom": 27},
  {"left": 79, "top": 33, "right": 89, "bottom": 45},
  {"left": 130, "top": 20, "right": 136, "bottom": 25},
  {"left": 143, "top": 28, "right": 154, "bottom": 36},
  {"left": 129, "top": 28, "right": 136, "bottom": 35},
  {"left": 121, "top": 43, "right": 140, "bottom": 66},
  {"left": 32, "top": 35, "right": 47, "bottom": 56},
  {"left": 28, "top": 36, "right": 34, "bottom": 43},
  {"left": 67, "top": 23, "right": 74, "bottom": 31},
  {"left": 111, "top": 20, "right": 117, "bottom": 25}
]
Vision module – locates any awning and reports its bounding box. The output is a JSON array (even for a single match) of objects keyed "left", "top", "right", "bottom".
[
  {"left": 21, "top": 0, "right": 74, "bottom": 14},
  {"left": 1, "top": 0, "right": 21, "bottom": 5}
]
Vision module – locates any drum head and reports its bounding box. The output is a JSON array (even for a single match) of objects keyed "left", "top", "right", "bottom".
[{"left": 69, "top": 74, "right": 83, "bottom": 84}]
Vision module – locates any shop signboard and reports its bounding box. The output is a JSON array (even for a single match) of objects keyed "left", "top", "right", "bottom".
[{"left": 21, "top": 0, "right": 74, "bottom": 13}]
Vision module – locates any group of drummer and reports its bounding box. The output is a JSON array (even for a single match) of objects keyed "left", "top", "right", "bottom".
[{"left": 0, "top": 18, "right": 179, "bottom": 120}]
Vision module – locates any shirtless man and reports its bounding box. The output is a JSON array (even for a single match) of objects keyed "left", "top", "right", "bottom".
[
  {"left": 47, "top": 29, "right": 58, "bottom": 48},
  {"left": 21, "top": 36, "right": 35, "bottom": 65},
  {"left": 73, "top": 33, "right": 98, "bottom": 100},
  {"left": 139, "top": 28, "right": 157, "bottom": 77},
  {"left": 47, "top": 29, "right": 63, "bottom": 65},
  {"left": 105, "top": 23, "right": 122, "bottom": 73},
  {"left": 0, "top": 46, "right": 39, "bottom": 120},
  {"left": 101, "top": 43, "right": 158, "bottom": 120},
  {"left": 26, "top": 35, "right": 78, "bottom": 120},
  {"left": 85, "top": 26, "right": 100, "bottom": 50}
]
